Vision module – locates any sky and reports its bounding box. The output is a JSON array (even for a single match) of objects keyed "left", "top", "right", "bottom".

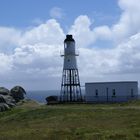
[{"left": 0, "top": 0, "right": 140, "bottom": 90}]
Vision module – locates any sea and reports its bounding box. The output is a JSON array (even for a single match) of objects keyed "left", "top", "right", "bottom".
[
  {"left": 26, "top": 90, "right": 60, "bottom": 103},
  {"left": 26, "top": 90, "right": 85, "bottom": 103}
]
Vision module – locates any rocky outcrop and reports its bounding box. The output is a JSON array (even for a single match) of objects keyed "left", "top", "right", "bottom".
[
  {"left": 3, "top": 95, "right": 16, "bottom": 107},
  {"left": 0, "top": 86, "right": 26, "bottom": 112},
  {"left": 0, "top": 95, "right": 13, "bottom": 111},
  {"left": 10, "top": 86, "right": 26, "bottom": 103},
  {"left": 0, "top": 103, "right": 10, "bottom": 112},
  {"left": 0, "top": 87, "right": 10, "bottom": 95}
]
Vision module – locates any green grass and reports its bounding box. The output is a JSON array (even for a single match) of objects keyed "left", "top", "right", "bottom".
[{"left": 0, "top": 100, "right": 140, "bottom": 140}]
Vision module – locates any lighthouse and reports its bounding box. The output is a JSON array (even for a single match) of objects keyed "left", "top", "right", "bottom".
[{"left": 60, "top": 35, "right": 82, "bottom": 102}]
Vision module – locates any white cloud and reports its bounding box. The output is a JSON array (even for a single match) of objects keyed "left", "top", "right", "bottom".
[
  {"left": 49, "top": 7, "right": 65, "bottom": 19},
  {"left": 13, "top": 19, "right": 65, "bottom": 78},
  {"left": 93, "top": 26, "right": 112, "bottom": 40},
  {"left": 0, "top": 0, "right": 140, "bottom": 90},
  {"left": 69, "top": 15, "right": 95, "bottom": 48},
  {"left": 79, "top": 32, "right": 140, "bottom": 79},
  {"left": 0, "top": 19, "right": 65, "bottom": 86},
  {"left": 0, "top": 27, "right": 21, "bottom": 53},
  {"left": 112, "top": 0, "right": 140, "bottom": 42},
  {"left": 0, "top": 53, "right": 13, "bottom": 74},
  {"left": 69, "top": 15, "right": 112, "bottom": 48},
  {"left": 116, "top": 33, "right": 140, "bottom": 73},
  {"left": 21, "top": 19, "right": 65, "bottom": 45},
  {"left": 68, "top": 0, "right": 140, "bottom": 47}
]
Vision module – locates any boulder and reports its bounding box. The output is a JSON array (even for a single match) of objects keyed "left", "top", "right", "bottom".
[
  {"left": 0, "top": 103, "right": 10, "bottom": 111},
  {"left": 0, "top": 87, "right": 10, "bottom": 95},
  {"left": 10, "top": 86, "right": 26, "bottom": 102},
  {"left": 0, "top": 95, "right": 11, "bottom": 111},
  {"left": 3, "top": 95, "right": 16, "bottom": 107},
  {"left": 0, "top": 94, "right": 16, "bottom": 110},
  {"left": 46, "top": 96, "right": 58, "bottom": 105},
  {"left": 0, "top": 86, "right": 27, "bottom": 112},
  {"left": 0, "top": 95, "right": 6, "bottom": 103}
]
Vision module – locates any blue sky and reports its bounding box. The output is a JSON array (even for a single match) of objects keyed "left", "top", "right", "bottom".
[
  {"left": 0, "top": 0, "right": 120, "bottom": 28},
  {"left": 0, "top": 0, "right": 140, "bottom": 90}
]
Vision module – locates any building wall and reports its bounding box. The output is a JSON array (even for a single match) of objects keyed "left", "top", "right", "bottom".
[{"left": 85, "top": 81, "right": 138, "bottom": 102}]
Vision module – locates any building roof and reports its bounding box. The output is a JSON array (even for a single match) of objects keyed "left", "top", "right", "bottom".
[{"left": 85, "top": 81, "right": 138, "bottom": 84}]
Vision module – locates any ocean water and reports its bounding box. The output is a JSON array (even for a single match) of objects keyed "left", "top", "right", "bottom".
[
  {"left": 26, "top": 90, "right": 85, "bottom": 103},
  {"left": 26, "top": 90, "right": 60, "bottom": 103}
]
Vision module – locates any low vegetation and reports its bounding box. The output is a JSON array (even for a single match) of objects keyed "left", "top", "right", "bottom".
[{"left": 0, "top": 100, "right": 140, "bottom": 140}]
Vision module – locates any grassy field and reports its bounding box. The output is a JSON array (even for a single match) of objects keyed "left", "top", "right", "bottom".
[{"left": 0, "top": 100, "right": 140, "bottom": 140}]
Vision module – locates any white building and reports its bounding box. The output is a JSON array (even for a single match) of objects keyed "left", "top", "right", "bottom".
[{"left": 85, "top": 81, "right": 138, "bottom": 103}]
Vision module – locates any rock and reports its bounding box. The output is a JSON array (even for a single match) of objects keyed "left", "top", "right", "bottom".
[
  {"left": 3, "top": 95, "right": 16, "bottom": 107},
  {"left": 0, "top": 86, "right": 27, "bottom": 112},
  {"left": 0, "top": 94, "right": 16, "bottom": 110},
  {"left": 46, "top": 96, "right": 58, "bottom": 105},
  {"left": 0, "top": 87, "right": 10, "bottom": 95},
  {"left": 0, "top": 95, "right": 11, "bottom": 111},
  {"left": 10, "top": 86, "right": 26, "bottom": 102},
  {"left": 0, "top": 103, "right": 10, "bottom": 111},
  {"left": 0, "top": 94, "right": 6, "bottom": 103}
]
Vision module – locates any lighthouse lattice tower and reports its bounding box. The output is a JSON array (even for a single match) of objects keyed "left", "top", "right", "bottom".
[{"left": 60, "top": 35, "right": 82, "bottom": 102}]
